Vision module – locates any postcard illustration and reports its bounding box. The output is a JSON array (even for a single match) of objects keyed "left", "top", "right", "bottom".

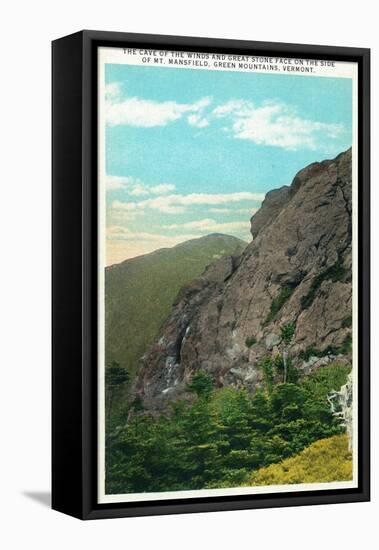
[{"left": 97, "top": 48, "right": 357, "bottom": 503}]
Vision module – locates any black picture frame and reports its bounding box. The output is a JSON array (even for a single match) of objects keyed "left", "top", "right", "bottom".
[{"left": 52, "top": 30, "right": 370, "bottom": 520}]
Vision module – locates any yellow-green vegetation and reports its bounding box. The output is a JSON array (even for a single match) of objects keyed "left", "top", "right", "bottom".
[
  {"left": 263, "top": 284, "right": 296, "bottom": 325},
  {"left": 301, "top": 258, "right": 347, "bottom": 310},
  {"left": 249, "top": 435, "right": 352, "bottom": 486}
]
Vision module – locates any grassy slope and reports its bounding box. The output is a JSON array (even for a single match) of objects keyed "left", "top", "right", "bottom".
[
  {"left": 249, "top": 435, "right": 352, "bottom": 485},
  {"left": 105, "top": 234, "right": 246, "bottom": 379}
]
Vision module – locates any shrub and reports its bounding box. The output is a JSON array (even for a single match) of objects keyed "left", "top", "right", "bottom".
[
  {"left": 105, "top": 361, "right": 130, "bottom": 387},
  {"left": 264, "top": 285, "right": 295, "bottom": 325},
  {"left": 245, "top": 335, "right": 257, "bottom": 348},
  {"left": 341, "top": 315, "right": 352, "bottom": 328},
  {"left": 300, "top": 363, "right": 351, "bottom": 401},
  {"left": 105, "top": 361, "right": 130, "bottom": 420},
  {"left": 299, "top": 335, "right": 352, "bottom": 363},
  {"left": 301, "top": 260, "right": 347, "bottom": 310},
  {"left": 186, "top": 370, "right": 214, "bottom": 399},
  {"left": 257, "top": 355, "right": 274, "bottom": 392},
  {"left": 280, "top": 322, "right": 296, "bottom": 345},
  {"left": 340, "top": 334, "right": 352, "bottom": 354},
  {"left": 300, "top": 346, "right": 338, "bottom": 362}
]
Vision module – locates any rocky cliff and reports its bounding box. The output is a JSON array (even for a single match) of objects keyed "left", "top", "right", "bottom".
[{"left": 135, "top": 148, "right": 352, "bottom": 410}]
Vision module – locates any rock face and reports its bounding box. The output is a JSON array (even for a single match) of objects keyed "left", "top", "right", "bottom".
[
  {"left": 250, "top": 185, "right": 291, "bottom": 238},
  {"left": 135, "top": 149, "right": 352, "bottom": 410}
]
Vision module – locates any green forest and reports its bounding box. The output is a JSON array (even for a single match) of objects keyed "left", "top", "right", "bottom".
[{"left": 106, "top": 362, "right": 352, "bottom": 494}]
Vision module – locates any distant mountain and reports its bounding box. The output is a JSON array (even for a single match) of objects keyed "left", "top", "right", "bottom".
[{"left": 105, "top": 234, "right": 247, "bottom": 383}]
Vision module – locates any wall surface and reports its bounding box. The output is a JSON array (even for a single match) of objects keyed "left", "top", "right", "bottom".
[{"left": 0, "top": 1, "right": 376, "bottom": 548}]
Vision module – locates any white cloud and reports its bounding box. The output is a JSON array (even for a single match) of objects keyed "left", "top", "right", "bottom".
[
  {"left": 112, "top": 191, "right": 265, "bottom": 214},
  {"left": 164, "top": 219, "right": 215, "bottom": 230},
  {"left": 213, "top": 99, "right": 343, "bottom": 151},
  {"left": 105, "top": 175, "right": 150, "bottom": 195},
  {"left": 104, "top": 84, "right": 343, "bottom": 149},
  {"left": 187, "top": 114, "right": 209, "bottom": 128},
  {"left": 105, "top": 82, "right": 122, "bottom": 101},
  {"left": 213, "top": 100, "right": 252, "bottom": 117},
  {"left": 105, "top": 176, "right": 176, "bottom": 197},
  {"left": 163, "top": 218, "right": 249, "bottom": 233},
  {"left": 150, "top": 183, "right": 176, "bottom": 194},
  {"left": 154, "top": 205, "right": 186, "bottom": 214},
  {"left": 105, "top": 84, "right": 212, "bottom": 128},
  {"left": 105, "top": 175, "right": 132, "bottom": 191},
  {"left": 107, "top": 225, "right": 198, "bottom": 243},
  {"left": 106, "top": 97, "right": 185, "bottom": 127},
  {"left": 209, "top": 207, "right": 258, "bottom": 215},
  {"left": 127, "top": 183, "right": 150, "bottom": 196},
  {"left": 109, "top": 210, "right": 143, "bottom": 224}
]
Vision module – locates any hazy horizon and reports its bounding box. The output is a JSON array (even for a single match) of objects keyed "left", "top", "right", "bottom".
[{"left": 106, "top": 231, "right": 249, "bottom": 267}]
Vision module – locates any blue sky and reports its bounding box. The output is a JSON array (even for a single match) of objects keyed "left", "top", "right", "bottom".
[{"left": 104, "top": 63, "right": 352, "bottom": 264}]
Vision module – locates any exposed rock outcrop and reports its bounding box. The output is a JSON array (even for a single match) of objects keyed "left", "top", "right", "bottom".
[
  {"left": 250, "top": 185, "right": 291, "bottom": 238},
  {"left": 135, "top": 148, "right": 353, "bottom": 410}
]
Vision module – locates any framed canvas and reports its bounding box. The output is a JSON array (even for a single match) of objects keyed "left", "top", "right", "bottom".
[{"left": 52, "top": 30, "right": 370, "bottom": 520}]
